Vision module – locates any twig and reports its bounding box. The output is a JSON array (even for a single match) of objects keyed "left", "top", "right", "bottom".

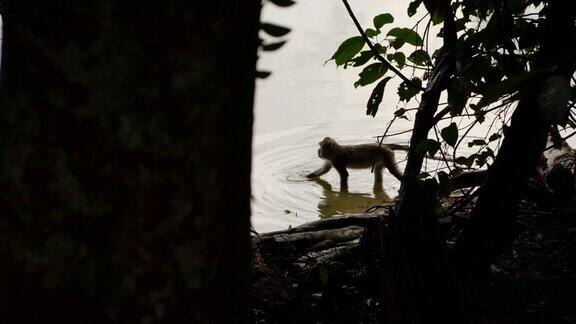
[
  {"left": 373, "top": 115, "right": 399, "bottom": 172},
  {"left": 431, "top": 105, "right": 453, "bottom": 125},
  {"left": 340, "top": 0, "right": 426, "bottom": 91},
  {"left": 545, "top": 129, "right": 576, "bottom": 150},
  {"left": 375, "top": 128, "right": 413, "bottom": 138},
  {"left": 446, "top": 187, "right": 481, "bottom": 215}
]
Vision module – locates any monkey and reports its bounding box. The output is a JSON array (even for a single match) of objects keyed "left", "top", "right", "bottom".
[
  {"left": 306, "top": 137, "right": 407, "bottom": 191},
  {"left": 307, "top": 137, "right": 454, "bottom": 191}
]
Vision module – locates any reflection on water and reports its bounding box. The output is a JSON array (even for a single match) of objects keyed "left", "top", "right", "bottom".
[
  {"left": 251, "top": 119, "right": 410, "bottom": 233},
  {"left": 313, "top": 178, "right": 391, "bottom": 218},
  {"left": 252, "top": 0, "right": 576, "bottom": 233},
  {"left": 252, "top": 0, "right": 437, "bottom": 232}
]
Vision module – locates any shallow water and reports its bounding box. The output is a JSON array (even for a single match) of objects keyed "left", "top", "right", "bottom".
[
  {"left": 250, "top": 1, "right": 575, "bottom": 233},
  {"left": 251, "top": 0, "right": 436, "bottom": 232},
  {"left": 252, "top": 119, "right": 413, "bottom": 232}
]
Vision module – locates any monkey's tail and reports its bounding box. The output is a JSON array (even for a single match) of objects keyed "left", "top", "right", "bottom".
[
  {"left": 386, "top": 143, "right": 454, "bottom": 162},
  {"left": 385, "top": 143, "right": 411, "bottom": 151}
]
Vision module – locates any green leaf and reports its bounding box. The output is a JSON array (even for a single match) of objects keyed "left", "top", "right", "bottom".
[
  {"left": 441, "top": 122, "right": 458, "bottom": 147},
  {"left": 484, "top": 147, "right": 495, "bottom": 158},
  {"left": 392, "top": 52, "right": 406, "bottom": 69},
  {"left": 331, "top": 36, "right": 365, "bottom": 66},
  {"left": 262, "top": 41, "right": 287, "bottom": 51},
  {"left": 450, "top": 167, "right": 463, "bottom": 177},
  {"left": 261, "top": 23, "right": 291, "bottom": 37},
  {"left": 397, "top": 78, "right": 421, "bottom": 102},
  {"left": 408, "top": 49, "right": 432, "bottom": 66},
  {"left": 455, "top": 156, "right": 474, "bottom": 168},
  {"left": 257, "top": 71, "right": 272, "bottom": 79},
  {"left": 448, "top": 83, "right": 469, "bottom": 117},
  {"left": 366, "top": 77, "right": 392, "bottom": 117},
  {"left": 374, "top": 13, "right": 394, "bottom": 29},
  {"left": 416, "top": 139, "right": 440, "bottom": 157},
  {"left": 268, "top": 0, "right": 296, "bottom": 7},
  {"left": 417, "top": 171, "right": 431, "bottom": 179},
  {"left": 387, "top": 28, "right": 423, "bottom": 46},
  {"left": 539, "top": 75, "right": 572, "bottom": 126},
  {"left": 488, "top": 133, "right": 501, "bottom": 142},
  {"left": 354, "top": 63, "right": 388, "bottom": 88},
  {"left": 467, "top": 139, "right": 486, "bottom": 147},
  {"left": 478, "top": 70, "right": 544, "bottom": 108},
  {"left": 365, "top": 28, "right": 380, "bottom": 38},
  {"left": 374, "top": 43, "right": 386, "bottom": 54},
  {"left": 437, "top": 171, "right": 453, "bottom": 197},
  {"left": 420, "top": 178, "right": 441, "bottom": 202},
  {"left": 351, "top": 50, "right": 374, "bottom": 67},
  {"left": 408, "top": 0, "right": 423, "bottom": 17},
  {"left": 431, "top": 10, "right": 443, "bottom": 25},
  {"left": 475, "top": 110, "right": 486, "bottom": 123},
  {"left": 391, "top": 38, "right": 405, "bottom": 49},
  {"left": 394, "top": 108, "right": 407, "bottom": 117}
]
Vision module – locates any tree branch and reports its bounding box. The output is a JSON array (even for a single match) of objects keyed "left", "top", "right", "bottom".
[{"left": 340, "top": 0, "right": 426, "bottom": 91}]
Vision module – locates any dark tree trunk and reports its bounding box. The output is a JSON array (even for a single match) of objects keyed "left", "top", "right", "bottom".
[
  {"left": 381, "top": 2, "right": 463, "bottom": 322},
  {"left": 453, "top": 1, "right": 576, "bottom": 281},
  {"left": 452, "top": 93, "right": 550, "bottom": 279},
  {"left": 0, "top": 1, "right": 260, "bottom": 323}
]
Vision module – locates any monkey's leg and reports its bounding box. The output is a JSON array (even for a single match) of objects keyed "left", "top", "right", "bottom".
[
  {"left": 384, "top": 152, "right": 404, "bottom": 181},
  {"left": 373, "top": 161, "right": 384, "bottom": 187},
  {"left": 334, "top": 163, "right": 349, "bottom": 191},
  {"left": 373, "top": 185, "right": 391, "bottom": 200},
  {"left": 307, "top": 161, "right": 332, "bottom": 179}
]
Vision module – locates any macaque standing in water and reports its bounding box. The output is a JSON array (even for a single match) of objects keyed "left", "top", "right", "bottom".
[{"left": 307, "top": 137, "right": 406, "bottom": 192}]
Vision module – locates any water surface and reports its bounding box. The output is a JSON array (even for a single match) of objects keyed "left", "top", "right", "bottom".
[{"left": 252, "top": 1, "right": 438, "bottom": 232}]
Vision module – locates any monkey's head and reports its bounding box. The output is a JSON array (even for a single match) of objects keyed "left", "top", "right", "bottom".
[{"left": 318, "top": 137, "right": 338, "bottom": 159}]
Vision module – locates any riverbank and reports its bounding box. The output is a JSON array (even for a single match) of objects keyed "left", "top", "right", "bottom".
[{"left": 251, "top": 200, "right": 576, "bottom": 323}]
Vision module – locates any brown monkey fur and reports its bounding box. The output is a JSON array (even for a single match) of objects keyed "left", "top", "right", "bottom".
[{"left": 307, "top": 137, "right": 406, "bottom": 190}]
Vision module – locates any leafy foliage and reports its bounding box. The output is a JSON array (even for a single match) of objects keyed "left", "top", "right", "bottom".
[
  {"left": 374, "top": 13, "right": 394, "bottom": 29},
  {"left": 407, "top": 0, "right": 423, "bottom": 17},
  {"left": 331, "top": 36, "right": 365, "bottom": 66},
  {"left": 261, "top": 22, "right": 291, "bottom": 37},
  {"left": 386, "top": 28, "right": 423, "bottom": 47},
  {"left": 408, "top": 49, "right": 431, "bottom": 66},
  {"left": 390, "top": 52, "right": 406, "bottom": 69},
  {"left": 257, "top": 71, "right": 272, "bottom": 78},
  {"left": 352, "top": 50, "right": 375, "bottom": 67},
  {"left": 367, "top": 77, "right": 392, "bottom": 117},
  {"left": 330, "top": 0, "right": 576, "bottom": 205},
  {"left": 262, "top": 41, "right": 287, "bottom": 51},
  {"left": 437, "top": 171, "right": 453, "bottom": 197},
  {"left": 397, "top": 78, "right": 421, "bottom": 102},
  {"left": 259, "top": 2, "right": 294, "bottom": 78},
  {"left": 416, "top": 139, "right": 441, "bottom": 157},
  {"left": 539, "top": 75, "right": 572, "bottom": 126},
  {"left": 441, "top": 123, "right": 458, "bottom": 147},
  {"left": 365, "top": 28, "right": 380, "bottom": 38},
  {"left": 268, "top": 0, "right": 296, "bottom": 7},
  {"left": 354, "top": 63, "right": 388, "bottom": 88}
]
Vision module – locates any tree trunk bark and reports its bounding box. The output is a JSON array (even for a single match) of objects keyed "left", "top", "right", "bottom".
[
  {"left": 382, "top": 2, "right": 463, "bottom": 322},
  {"left": 0, "top": 1, "right": 260, "bottom": 322}
]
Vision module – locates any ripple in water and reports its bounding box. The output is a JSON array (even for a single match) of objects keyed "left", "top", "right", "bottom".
[{"left": 251, "top": 120, "right": 410, "bottom": 233}]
